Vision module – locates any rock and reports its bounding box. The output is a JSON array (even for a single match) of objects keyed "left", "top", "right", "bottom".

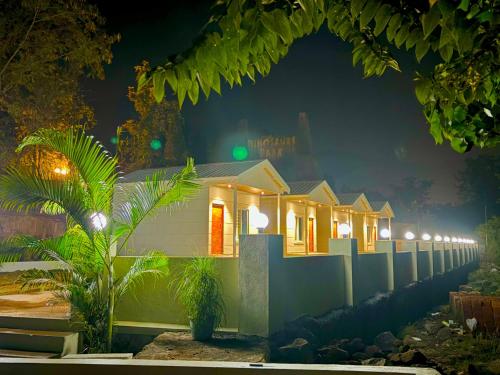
[
  {"left": 286, "top": 314, "right": 323, "bottom": 339},
  {"left": 364, "top": 345, "right": 384, "bottom": 357},
  {"left": 424, "top": 321, "right": 441, "bottom": 334},
  {"left": 362, "top": 358, "right": 386, "bottom": 366},
  {"left": 316, "top": 345, "right": 350, "bottom": 363},
  {"left": 387, "top": 353, "right": 401, "bottom": 363},
  {"left": 403, "top": 335, "right": 425, "bottom": 348},
  {"left": 342, "top": 337, "right": 365, "bottom": 354},
  {"left": 399, "top": 350, "right": 428, "bottom": 365},
  {"left": 278, "top": 338, "right": 314, "bottom": 363},
  {"left": 436, "top": 327, "right": 452, "bottom": 341},
  {"left": 374, "top": 331, "right": 400, "bottom": 352},
  {"left": 352, "top": 351, "right": 370, "bottom": 361},
  {"left": 271, "top": 326, "right": 318, "bottom": 349},
  {"left": 469, "top": 360, "right": 500, "bottom": 375}
]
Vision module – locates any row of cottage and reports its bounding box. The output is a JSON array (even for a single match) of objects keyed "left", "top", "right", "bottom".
[{"left": 117, "top": 159, "right": 395, "bottom": 257}]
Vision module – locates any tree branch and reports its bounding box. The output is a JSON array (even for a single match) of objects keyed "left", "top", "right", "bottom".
[{"left": 0, "top": 7, "right": 40, "bottom": 85}]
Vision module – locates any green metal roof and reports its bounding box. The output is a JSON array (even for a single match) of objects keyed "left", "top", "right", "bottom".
[
  {"left": 120, "top": 160, "right": 264, "bottom": 183},
  {"left": 286, "top": 180, "right": 324, "bottom": 195}
]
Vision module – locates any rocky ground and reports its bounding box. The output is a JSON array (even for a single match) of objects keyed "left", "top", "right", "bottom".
[
  {"left": 272, "top": 305, "right": 500, "bottom": 375},
  {"left": 135, "top": 331, "right": 268, "bottom": 362}
]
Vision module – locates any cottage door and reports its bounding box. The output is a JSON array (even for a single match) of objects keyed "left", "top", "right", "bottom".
[
  {"left": 211, "top": 204, "right": 224, "bottom": 255},
  {"left": 308, "top": 218, "right": 314, "bottom": 252}
]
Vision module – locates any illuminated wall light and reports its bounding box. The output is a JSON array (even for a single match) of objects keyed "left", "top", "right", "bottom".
[
  {"left": 227, "top": 184, "right": 232, "bottom": 188},
  {"left": 404, "top": 231, "right": 415, "bottom": 240},
  {"left": 444, "top": 236, "right": 451, "bottom": 242},
  {"left": 422, "top": 233, "right": 431, "bottom": 241},
  {"left": 380, "top": 228, "right": 391, "bottom": 239},
  {"left": 212, "top": 199, "right": 224, "bottom": 205},
  {"left": 457, "top": 238, "right": 463, "bottom": 243},
  {"left": 254, "top": 213, "right": 269, "bottom": 230},
  {"left": 338, "top": 223, "right": 351, "bottom": 238},
  {"left": 434, "top": 235, "right": 442, "bottom": 242},
  {"left": 54, "top": 167, "right": 68, "bottom": 175},
  {"left": 451, "top": 237, "right": 458, "bottom": 243},
  {"left": 90, "top": 212, "right": 107, "bottom": 231}
]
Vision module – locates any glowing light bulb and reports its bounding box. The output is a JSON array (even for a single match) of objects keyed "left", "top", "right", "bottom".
[
  {"left": 422, "top": 233, "right": 431, "bottom": 241},
  {"left": 404, "top": 231, "right": 415, "bottom": 240},
  {"left": 434, "top": 235, "right": 442, "bottom": 242},
  {"left": 90, "top": 212, "right": 107, "bottom": 230},
  {"left": 380, "top": 228, "right": 390, "bottom": 239}
]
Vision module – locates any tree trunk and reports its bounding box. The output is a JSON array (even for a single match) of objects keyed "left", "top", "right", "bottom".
[{"left": 106, "top": 254, "right": 115, "bottom": 352}]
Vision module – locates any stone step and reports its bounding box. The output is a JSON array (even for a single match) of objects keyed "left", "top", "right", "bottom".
[
  {"left": 0, "top": 327, "right": 78, "bottom": 356},
  {"left": 0, "top": 315, "right": 75, "bottom": 332},
  {"left": 0, "top": 348, "right": 59, "bottom": 359}
]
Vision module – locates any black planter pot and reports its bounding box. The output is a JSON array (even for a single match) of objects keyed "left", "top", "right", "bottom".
[{"left": 190, "top": 316, "right": 215, "bottom": 341}]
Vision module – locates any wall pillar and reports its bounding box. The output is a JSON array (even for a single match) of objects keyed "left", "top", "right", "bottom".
[
  {"left": 239, "top": 234, "right": 283, "bottom": 336},
  {"left": 329, "top": 238, "right": 358, "bottom": 306}
]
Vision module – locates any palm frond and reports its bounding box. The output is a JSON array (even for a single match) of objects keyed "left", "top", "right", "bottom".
[
  {"left": 113, "top": 158, "right": 199, "bottom": 251},
  {"left": 18, "top": 269, "right": 68, "bottom": 292},
  {"left": 0, "top": 167, "right": 93, "bottom": 234},
  {"left": 17, "top": 128, "right": 118, "bottom": 214},
  {"left": 114, "top": 251, "right": 168, "bottom": 302}
]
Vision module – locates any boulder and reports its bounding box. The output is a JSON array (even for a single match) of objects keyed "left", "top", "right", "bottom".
[
  {"left": 364, "top": 345, "right": 384, "bottom": 357},
  {"left": 374, "top": 331, "right": 401, "bottom": 352},
  {"left": 316, "top": 345, "right": 350, "bottom": 363},
  {"left": 342, "top": 337, "right": 365, "bottom": 354},
  {"left": 399, "top": 349, "right": 428, "bottom": 365},
  {"left": 424, "top": 321, "right": 441, "bottom": 335},
  {"left": 362, "top": 358, "right": 386, "bottom": 366},
  {"left": 436, "top": 327, "right": 452, "bottom": 341},
  {"left": 352, "top": 351, "right": 370, "bottom": 361},
  {"left": 285, "top": 314, "right": 323, "bottom": 339},
  {"left": 271, "top": 326, "right": 318, "bottom": 349},
  {"left": 277, "top": 338, "right": 314, "bottom": 363}
]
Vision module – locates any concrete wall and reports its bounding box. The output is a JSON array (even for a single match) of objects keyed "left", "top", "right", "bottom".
[
  {"left": 239, "top": 235, "right": 346, "bottom": 336},
  {"left": 114, "top": 256, "right": 240, "bottom": 329},
  {"left": 356, "top": 253, "right": 390, "bottom": 302},
  {"left": 394, "top": 252, "right": 416, "bottom": 289}
]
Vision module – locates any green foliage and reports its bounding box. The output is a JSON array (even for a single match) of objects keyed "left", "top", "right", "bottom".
[
  {"left": 0, "top": 129, "right": 199, "bottom": 352},
  {"left": 476, "top": 216, "right": 500, "bottom": 265},
  {"left": 468, "top": 265, "right": 500, "bottom": 296},
  {"left": 175, "top": 257, "right": 225, "bottom": 329},
  {"left": 142, "top": 0, "right": 499, "bottom": 152},
  {"left": 0, "top": 0, "right": 119, "bottom": 170}
]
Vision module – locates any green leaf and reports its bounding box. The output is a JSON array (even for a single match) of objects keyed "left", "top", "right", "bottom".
[
  {"left": 374, "top": 4, "right": 392, "bottom": 36},
  {"left": 421, "top": 4, "right": 441, "bottom": 39},
  {"left": 415, "top": 78, "right": 432, "bottom": 104},
  {"left": 453, "top": 106, "right": 467, "bottom": 122},
  {"left": 405, "top": 28, "right": 421, "bottom": 50},
  {"left": 451, "top": 138, "right": 467, "bottom": 153},
  {"left": 152, "top": 70, "right": 166, "bottom": 103},
  {"left": 188, "top": 80, "right": 199, "bottom": 105},
  {"left": 386, "top": 13, "right": 402, "bottom": 42},
  {"left": 439, "top": 26, "right": 454, "bottom": 48},
  {"left": 439, "top": 44, "right": 453, "bottom": 62},
  {"left": 415, "top": 39, "right": 430, "bottom": 62},
  {"left": 429, "top": 110, "right": 444, "bottom": 144},
  {"left": 394, "top": 24, "right": 410, "bottom": 48},
  {"left": 458, "top": 0, "right": 469, "bottom": 11},
  {"left": 359, "top": 0, "right": 380, "bottom": 28},
  {"left": 164, "top": 69, "right": 178, "bottom": 92},
  {"left": 351, "top": 0, "right": 368, "bottom": 17},
  {"left": 274, "top": 10, "right": 294, "bottom": 44}
]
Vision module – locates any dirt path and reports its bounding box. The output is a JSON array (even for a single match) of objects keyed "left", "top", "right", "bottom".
[{"left": 135, "top": 331, "right": 268, "bottom": 362}]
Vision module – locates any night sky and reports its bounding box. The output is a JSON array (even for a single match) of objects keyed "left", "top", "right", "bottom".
[{"left": 85, "top": 0, "right": 483, "bottom": 205}]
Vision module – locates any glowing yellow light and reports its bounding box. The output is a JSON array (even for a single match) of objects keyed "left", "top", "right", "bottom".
[
  {"left": 434, "top": 235, "right": 442, "bottom": 242},
  {"left": 422, "top": 233, "right": 431, "bottom": 241}
]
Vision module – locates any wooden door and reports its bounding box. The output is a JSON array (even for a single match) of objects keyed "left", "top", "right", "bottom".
[
  {"left": 211, "top": 204, "right": 224, "bottom": 255},
  {"left": 308, "top": 218, "right": 314, "bottom": 252},
  {"left": 333, "top": 221, "right": 338, "bottom": 238}
]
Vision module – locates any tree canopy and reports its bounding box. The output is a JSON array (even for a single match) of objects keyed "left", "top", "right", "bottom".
[
  {"left": 0, "top": 0, "right": 119, "bottom": 171},
  {"left": 141, "top": 0, "right": 499, "bottom": 152}
]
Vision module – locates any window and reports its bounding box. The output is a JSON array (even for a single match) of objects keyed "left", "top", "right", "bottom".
[
  {"left": 295, "top": 216, "right": 304, "bottom": 242},
  {"left": 239, "top": 209, "right": 249, "bottom": 235}
]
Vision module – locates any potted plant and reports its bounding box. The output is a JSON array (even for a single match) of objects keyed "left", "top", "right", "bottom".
[{"left": 175, "top": 257, "right": 225, "bottom": 341}]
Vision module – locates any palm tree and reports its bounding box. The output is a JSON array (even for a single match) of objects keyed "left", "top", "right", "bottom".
[{"left": 0, "top": 128, "right": 199, "bottom": 352}]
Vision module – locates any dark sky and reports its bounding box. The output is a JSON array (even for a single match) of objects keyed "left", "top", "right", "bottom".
[{"left": 86, "top": 0, "right": 483, "bottom": 204}]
